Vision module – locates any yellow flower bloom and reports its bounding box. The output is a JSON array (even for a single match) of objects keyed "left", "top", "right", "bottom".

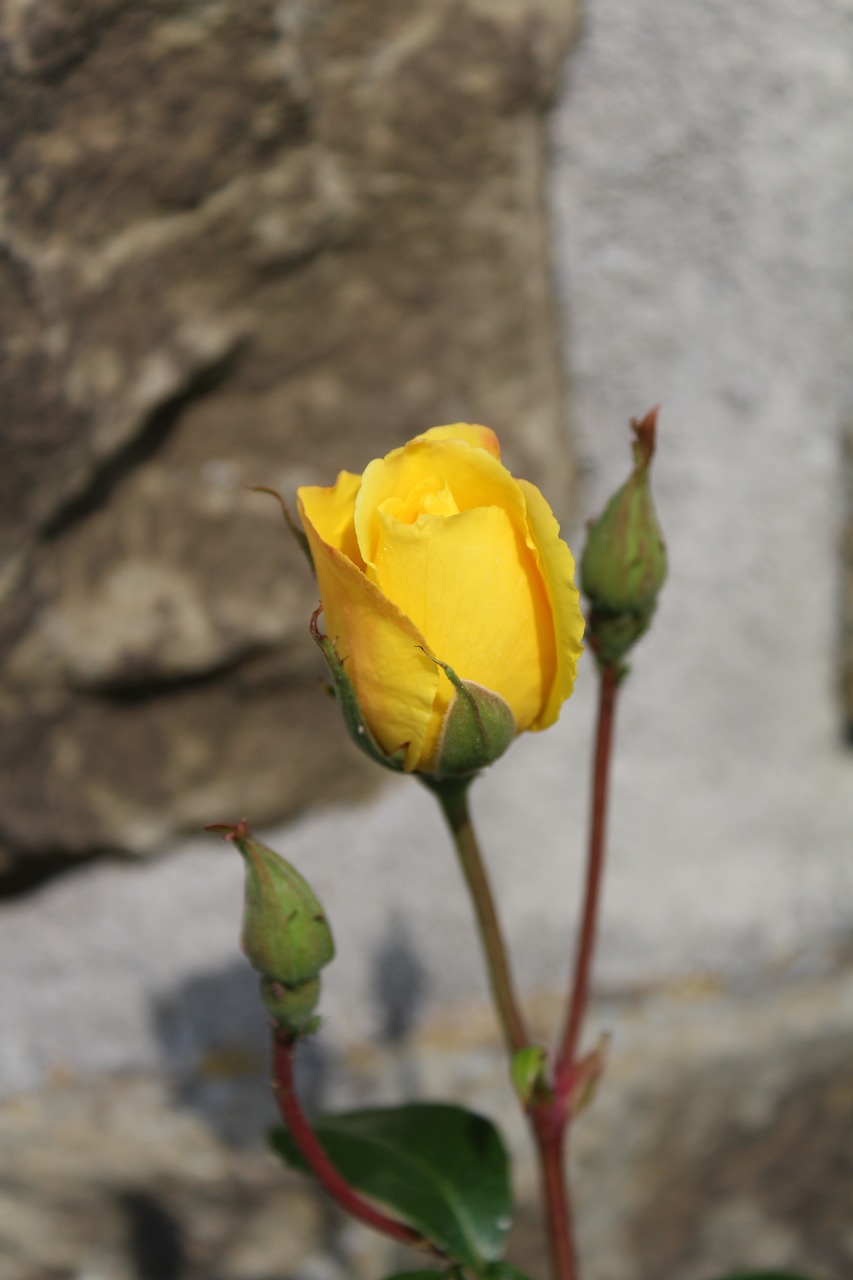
[{"left": 297, "top": 424, "right": 584, "bottom": 775}]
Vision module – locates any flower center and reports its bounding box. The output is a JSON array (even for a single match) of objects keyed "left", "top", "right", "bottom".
[{"left": 378, "top": 475, "right": 460, "bottom": 526}]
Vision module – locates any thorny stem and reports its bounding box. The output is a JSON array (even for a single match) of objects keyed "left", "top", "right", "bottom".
[{"left": 271, "top": 1027, "right": 441, "bottom": 1259}]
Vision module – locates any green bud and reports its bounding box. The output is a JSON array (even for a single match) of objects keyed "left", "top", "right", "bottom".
[
  {"left": 511, "top": 1045, "right": 551, "bottom": 1107},
  {"left": 429, "top": 659, "right": 516, "bottom": 781},
  {"left": 580, "top": 407, "right": 667, "bottom": 668},
  {"left": 207, "top": 820, "right": 334, "bottom": 988}
]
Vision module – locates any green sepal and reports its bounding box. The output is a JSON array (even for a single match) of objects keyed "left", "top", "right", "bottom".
[
  {"left": 428, "top": 656, "right": 516, "bottom": 781},
  {"left": 251, "top": 486, "right": 313, "bottom": 569},
  {"left": 272, "top": 1103, "right": 512, "bottom": 1273},
  {"left": 310, "top": 610, "right": 408, "bottom": 772},
  {"left": 510, "top": 1046, "right": 550, "bottom": 1107},
  {"left": 259, "top": 976, "right": 321, "bottom": 1033},
  {"left": 583, "top": 605, "right": 652, "bottom": 672}
]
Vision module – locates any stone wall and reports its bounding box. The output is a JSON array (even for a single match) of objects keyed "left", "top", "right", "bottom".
[
  {"left": 0, "top": 0, "right": 576, "bottom": 881},
  {"left": 3, "top": 3, "right": 853, "bottom": 1279}
]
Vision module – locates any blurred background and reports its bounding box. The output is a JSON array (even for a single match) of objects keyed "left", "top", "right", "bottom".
[{"left": 1, "top": 2, "right": 852, "bottom": 1278}]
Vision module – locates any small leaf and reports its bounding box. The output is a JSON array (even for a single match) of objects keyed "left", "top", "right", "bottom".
[
  {"left": 510, "top": 1046, "right": 549, "bottom": 1105},
  {"left": 566, "top": 1032, "right": 609, "bottom": 1118},
  {"left": 272, "top": 1103, "right": 512, "bottom": 1272},
  {"left": 709, "top": 1272, "right": 825, "bottom": 1280}
]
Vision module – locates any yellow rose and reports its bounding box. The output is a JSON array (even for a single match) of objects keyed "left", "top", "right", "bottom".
[{"left": 297, "top": 424, "right": 584, "bottom": 776}]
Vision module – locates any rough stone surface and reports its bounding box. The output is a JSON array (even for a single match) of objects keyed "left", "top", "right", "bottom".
[
  {"left": 3, "top": 2, "right": 853, "bottom": 1274},
  {"left": 2, "top": 967, "right": 851, "bottom": 1280},
  {"left": 843, "top": 420, "right": 853, "bottom": 731},
  {"left": 0, "top": 0, "right": 576, "bottom": 876}
]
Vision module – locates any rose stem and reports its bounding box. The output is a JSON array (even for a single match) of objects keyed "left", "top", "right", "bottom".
[
  {"left": 431, "top": 661, "right": 620, "bottom": 1280},
  {"left": 432, "top": 780, "right": 530, "bottom": 1057},
  {"left": 534, "top": 660, "right": 620, "bottom": 1280},
  {"left": 434, "top": 779, "right": 579, "bottom": 1280},
  {"left": 531, "top": 1115, "right": 576, "bottom": 1280},
  {"left": 556, "top": 661, "right": 620, "bottom": 1087},
  {"left": 271, "top": 1027, "right": 440, "bottom": 1257}
]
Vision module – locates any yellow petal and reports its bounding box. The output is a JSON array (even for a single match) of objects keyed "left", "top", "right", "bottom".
[
  {"left": 355, "top": 436, "right": 526, "bottom": 566},
  {"left": 368, "top": 503, "right": 552, "bottom": 759},
  {"left": 517, "top": 479, "right": 585, "bottom": 729},
  {"left": 298, "top": 497, "right": 439, "bottom": 770},
  {"left": 298, "top": 472, "right": 364, "bottom": 568},
  {"left": 414, "top": 423, "right": 502, "bottom": 459}
]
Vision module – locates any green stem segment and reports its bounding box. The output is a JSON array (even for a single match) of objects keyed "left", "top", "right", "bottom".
[
  {"left": 430, "top": 780, "right": 530, "bottom": 1058},
  {"left": 432, "top": 661, "right": 621, "bottom": 1280},
  {"left": 271, "top": 1027, "right": 439, "bottom": 1257},
  {"left": 432, "top": 781, "right": 579, "bottom": 1280}
]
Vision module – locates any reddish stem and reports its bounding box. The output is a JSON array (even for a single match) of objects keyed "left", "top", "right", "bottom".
[
  {"left": 532, "top": 1117, "right": 577, "bottom": 1280},
  {"left": 556, "top": 663, "right": 620, "bottom": 1090},
  {"left": 520, "top": 662, "right": 619, "bottom": 1280},
  {"left": 271, "top": 1028, "right": 439, "bottom": 1257}
]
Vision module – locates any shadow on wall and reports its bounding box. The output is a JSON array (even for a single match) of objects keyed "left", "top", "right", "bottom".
[
  {"left": 148, "top": 910, "right": 429, "bottom": 1145},
  {"left": 118, "top": 1191, "right": 186, "bottom": 1280},
  {"left": 150, "top": 959, "right": 283, "bottom": 1147}
]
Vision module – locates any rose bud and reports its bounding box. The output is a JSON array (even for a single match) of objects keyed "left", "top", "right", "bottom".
[
  {"left": 580, "top": 408, "right": 667, "bottom": 668},
  {"left": 207, "top": 821, "right": 334, "bottom": 1033},
  {"left": 297, "top": 424, "right": 585, "bottom": 780}
]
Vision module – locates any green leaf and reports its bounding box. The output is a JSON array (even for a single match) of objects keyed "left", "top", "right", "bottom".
[
  {"left": 483, "top": 1265, "right": 534, "bottom": 1280},
  {"left": 381, "top": 1273, "right": 446, "bottom": 1279},
  {"left": 272, "top": 1103, "right": 512, "bottom": 1272},
  {"left": 709, "top": 1272, "right": 825, "bottom": 1280},
  {"left": 382, "top": 1271, "right": 468, "bottom": 1280},
  {"left": 381, "top": 1273, "right": 447, "bottom": 1279}
]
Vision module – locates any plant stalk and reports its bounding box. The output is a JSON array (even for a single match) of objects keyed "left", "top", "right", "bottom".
[
  {"left": 432, "top": 781, "right": 530, "bottom": 1057},
  {"left": 533, "top": 1122, "right": 577, "bottom": 1280},
  {"left": 430, "top": 660, "right": 620, "bottom": 1280},
  {"left": 271, "top": 1027, "right": 440, "bottom": 1257},
  {"left": 556, "top": 662, "right": 620, "bottom": 1089}
]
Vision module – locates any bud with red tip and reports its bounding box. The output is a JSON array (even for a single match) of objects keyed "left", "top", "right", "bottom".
[
  {"left": 206, "top": 820, "right": 334, "bottom": 1034},
  {"left": 580, "top": 408, "right": 667, "bottom": 669}
]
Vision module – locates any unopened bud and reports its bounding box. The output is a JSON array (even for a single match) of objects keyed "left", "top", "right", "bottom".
[
  {"left": 206, "top": 820, "right": 334, "bottom": 1033},
  {"left": 580, "top": 407, "right": 667, "bottom": 668}
]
